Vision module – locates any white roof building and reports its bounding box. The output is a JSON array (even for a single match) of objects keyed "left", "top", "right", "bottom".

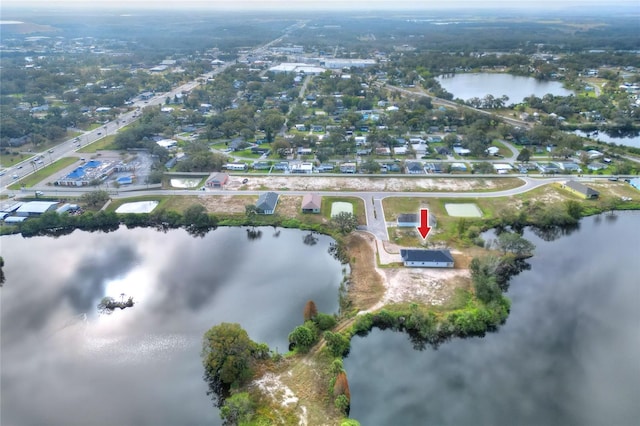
[
  {"left": 269, "top": 63, "right": 326, "bottom": 74},
  {"left": 15, "top": 201, "right": 58, "bottom": 217},
  {"left": 156, "top": 139, "right": 178, "bottom": 149}
]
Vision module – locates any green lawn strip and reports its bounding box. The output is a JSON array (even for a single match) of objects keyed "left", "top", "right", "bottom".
[
  {"left": 1, "top": 154, "right": 36, "bottom": 168},
  {"left": 77, "top": 135, "right": 118, "bottom": 153},
  {"left": 7, "top": 157, "right": 79, "bottom": 189}
]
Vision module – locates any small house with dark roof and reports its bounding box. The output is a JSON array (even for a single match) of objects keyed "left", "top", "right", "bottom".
[
  {"left": 405, "top": 162, "right": 424, "bottom": 174},
  {"left": 301, "top": 193, "right": 322, "bottom": 213},
  {"left": 256, "top": 192, "right": 279, "bottom": 214},
  {"left": 564, "top": 180, "right": 599, "bottom": 199},
  {"left": 206, "top": 173, "right": 229, "bottom": 188},
  {"left": 400, "top": 249, "right": 454, "bottom": 268}
]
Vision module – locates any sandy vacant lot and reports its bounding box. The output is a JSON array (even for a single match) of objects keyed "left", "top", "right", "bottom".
[{"left": 225, "top": 175, "right": 520, "bottom": 192}]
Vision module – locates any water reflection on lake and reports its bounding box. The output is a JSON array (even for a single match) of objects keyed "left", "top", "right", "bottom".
[
  {"left": 345, "top": 212, "right": 640, "bottom": 426},
  {"left": 573, "top": 129, "right": 640, "bottom": 149},
  {"left": 1, "top": 227, "right": 344, "bottom": 426},
  {"left": 437, "top": 73, "right": 573, "bottom": 104}
]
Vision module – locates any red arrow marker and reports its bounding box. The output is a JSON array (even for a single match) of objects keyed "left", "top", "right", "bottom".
[{"left": 417, "top": 208, "right": 432, "bottom": 239}]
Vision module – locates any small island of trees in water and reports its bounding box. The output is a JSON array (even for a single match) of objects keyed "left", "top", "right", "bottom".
[{"left": 97, "top": 293, "right": 135, "bottom": 314}]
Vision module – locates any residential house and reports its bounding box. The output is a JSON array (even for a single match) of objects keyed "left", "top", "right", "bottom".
[
  {"left": 587, "top": 162, "right": 607, "bottom": 171},
  {"left": 206, "top": 173, "right": 229, "bottom": 188},
  {"left": 536, "top": 162, "right": 560, "bottom": 174},
  {"left": 291, "top": 163, "right": 314, "bottom": 174},
  {"left": 406, "top": 162, "right": 424, "bottom": 174},
  {"left": 453, "top": 146, "right": 471, "bottom": 156},
  {"left": 564, "top": 180, "right": 599, "bottom": 199},
  {"left": 301, "top": 193, "right": 322, "bottom": 213},
  {"left": 340, "top": 163, "right": 357, "bottom": 174},
  {"left": 253, "top": 161, "right": 271, "bottom": 170},
  {"left": 256, "top": 192, "right": 279, "bottom": 214},
  {"left": 425, "top": 163, "right": 443, "bottom": 173},
  {"left": 225, "top": 163, "right": 248, "bottom": 171},
  {"left": 400, "top": 249, "right": 454, "bottom": 268},
  {"left": 394, "top": 146, "right": 408, "bottom": 155}
]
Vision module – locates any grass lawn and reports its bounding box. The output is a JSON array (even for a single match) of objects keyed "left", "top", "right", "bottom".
[
  {"left": 0, "top": 153, "right": 36, "bottom": 168},
  {"left": 491, "top": 140, "right": 513, "bottom": 157},
  {"left": 382, "top": 197, "right": 430, "bottom": 221},
  {"left": 321, "top": 196, "right": 366, "bottom": 226},
  {"left": 78, "top": 135, "right": 118, "bottom": 153},
  {"left": 8, "top": 157, "right": 78, "bottom": 189}
]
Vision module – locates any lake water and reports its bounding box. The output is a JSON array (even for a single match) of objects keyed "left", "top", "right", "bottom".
[
  {"left": 0, "top": 226, "right": 344, "bottom": 426},
  {"left": 437, "top": 73, "right": 574, "bottom": 104},
  {"left": 345, "top": 212, "right": 640, "bottom": 426},
  {"left": 573, "top": 130, "right": 640, "bottom": 149}
]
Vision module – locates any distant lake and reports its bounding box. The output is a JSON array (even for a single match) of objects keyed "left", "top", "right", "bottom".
[
  {"left": 573, "top": 130, "right": 640, "bottom": 149},
  {"left": 345, "top": 212, "right": 640, "bottom": 426},
  {"left": 0, "top": 227, "right": 344, "bottom": 426},
  {"left": 437, "top": 73, "right": 574, "bottom": 104}
]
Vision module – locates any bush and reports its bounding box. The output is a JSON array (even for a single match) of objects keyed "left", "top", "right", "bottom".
[
  {"left": 288, "top": 325, "right": 316, "bottom": 352},
  {"left": 351, "top": 314, "right": 373, "bottom": 336},
  {"left": 314, "top": 312, "right": 337, "bottom": 331},
  {"left": 324, "top": 331, "right": 351, "bottom": 357}
]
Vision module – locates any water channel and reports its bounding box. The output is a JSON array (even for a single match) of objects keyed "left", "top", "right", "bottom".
[
  {"left": 437, "top": 73, "right": 574, "bottom": 104},
  {"left": 0, "top": 226, "right": 345, "bottom": 426},
  {"left": 345, "top": 211, "right": 640, "bottom": 426}
]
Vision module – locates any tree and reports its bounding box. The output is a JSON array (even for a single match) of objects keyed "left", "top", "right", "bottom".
[
  {"left": 80, "top": 190, "right": 110, "bottom": 208},
  {"left": 245, "top": 204, "right": 258, "bottom": 217},
  {"left": 517, "top": 148, "right": 531, "bottom": 163},
  {"left": 288, "top": 325, "right": 316, "bottom": 352},
  {"left": 202, "top": 323, "right": 258, "bottom": 398},
  {"left": 360, "top": 159, "right": 380, "bottom": 174},
  {"left": 470, "top": 257, "right": 502, "bottom": 304},
  {"left": 184, "top": 204, "right": 213, "bottom": 229},
  {"left": 331, "top": 212, "right": 359, "bottom": 234},
  {"left": 324, "top": 331, "right": 351, "bottom": 357},
  {"left": 220, "top": 392, "right": 255, "bottom": 426},
  {"left": 303, "top": 300, "right": 318, "bottom": 321},
  {"left": 496, "top": 232, "right": 535, "bottom": 258},
  {"left": 333, "top": 371, "right": 351, "bottom": 401}
]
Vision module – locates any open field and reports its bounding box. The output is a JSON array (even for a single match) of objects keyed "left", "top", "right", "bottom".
[{"left": 225, "top": 175, "right": 523, "bottom": 193}]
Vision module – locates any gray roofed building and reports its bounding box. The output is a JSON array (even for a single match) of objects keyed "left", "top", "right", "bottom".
[
  {"left": 400, "top": 249, "right": 454, "bottom": 268},
  {"left": 256, "top": 192, "right": 279, "bottom": 214},
  {"left": 564, "top": 180, "right": 599, "bottom": 199}
]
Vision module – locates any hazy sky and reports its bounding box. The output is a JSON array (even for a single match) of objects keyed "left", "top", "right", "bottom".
[{"left": 2, "top": 0, "right": 638, "bottom": 11}]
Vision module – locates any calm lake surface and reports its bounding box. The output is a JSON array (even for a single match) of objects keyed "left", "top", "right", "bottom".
[
  {"left": 573, "top": 130, "right": 640, "bottom": 149},
  {"left": 437, "top": 73, "right": 574, "bottom": 104},
  {"left": 346, "top": 212, "right": 640, "bottom": 426},
  {"left": 0, "top": 226, "right": 344, "bottom": 426}
]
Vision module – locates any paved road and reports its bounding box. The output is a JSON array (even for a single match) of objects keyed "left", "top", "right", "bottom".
[
  {"left": 0, "top": 21, "right": 308, "bottom": 192},
  {"left": 20, "top": 175, "right": 575, "bottom": 241}
]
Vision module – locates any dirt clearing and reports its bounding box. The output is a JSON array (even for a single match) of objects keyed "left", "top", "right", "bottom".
[{"left": 225, "top": 175, "right": 522, "bottom": 192}]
